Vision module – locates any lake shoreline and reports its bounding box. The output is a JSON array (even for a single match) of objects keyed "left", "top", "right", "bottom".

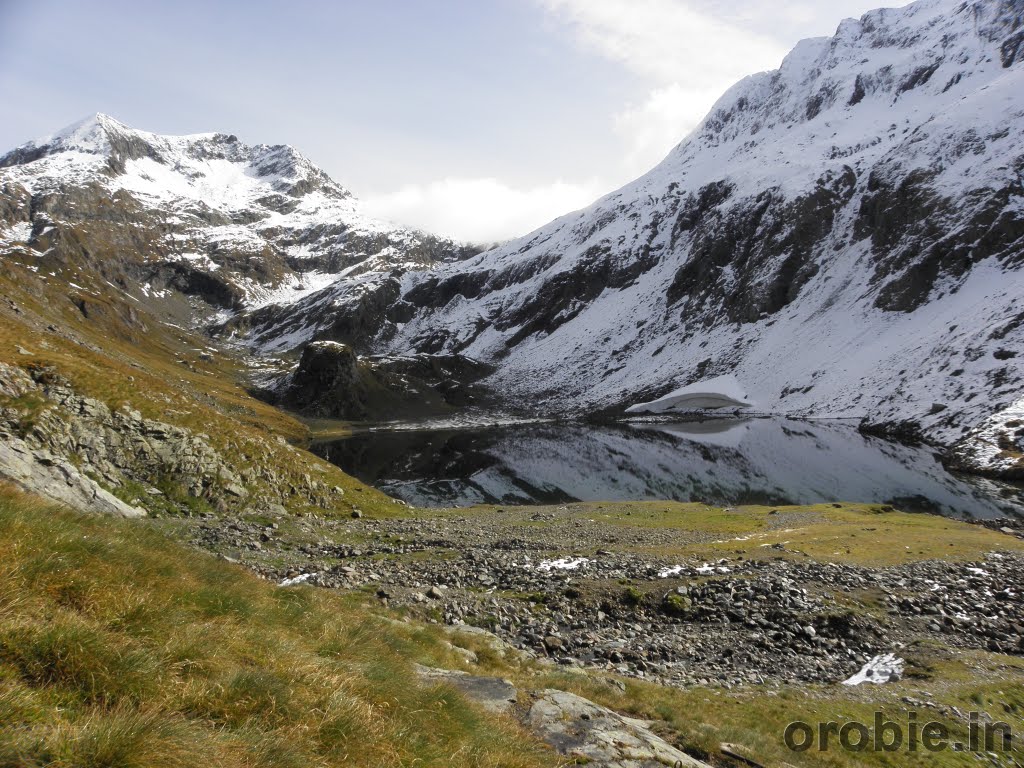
[{"left": 310, "top": 417, "right": 1024, "bottom": 519}]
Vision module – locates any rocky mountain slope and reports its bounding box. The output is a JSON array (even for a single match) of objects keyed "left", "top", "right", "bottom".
[
  {"left": 222, "top": 0, "right": 1024, "bottom": 471},
  {"left": 0, "top": 113, "right": 473, "bottom": 328}
]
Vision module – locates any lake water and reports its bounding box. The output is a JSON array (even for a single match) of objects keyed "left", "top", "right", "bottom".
[{"left": 311, "top": 418, "right": 1024, "bottom": 519}]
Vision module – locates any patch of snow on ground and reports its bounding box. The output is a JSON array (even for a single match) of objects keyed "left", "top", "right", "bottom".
[
  {"left": 1, "top": 222, "right": 32, "bottom": 244},
  {"left": 696, "top": 561, "right": 732, "bottom": 575},
  {"left": 535, "top": 557, "right": 590, "bottom": 572},
  {"left": 626, "top": 375, "right": 754, "bottom": 414},
  {"left": 278, "top": 573, "right": 315, "bottom": 587},
  {"left": 949, "top": 397, "right": 1024, "bottom": 475},
  {"left": 842, "top": 653, "right": 904, "bottom": 685},
  {"left": 242, "top": 271, "right": 346, "bottom": 310}
]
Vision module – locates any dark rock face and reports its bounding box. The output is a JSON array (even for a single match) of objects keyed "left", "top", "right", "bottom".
[
  {"left": 279, "top": 341, "right": 494, "bottom": 421},
  {"left": 223, "top": 275, "right": 414, "bottom": 355},
  {"left": 404, "top": 270, "right": 494, "bottom": 309},
  {"left": 0, "top": 182, "right": 31, "bottom": 224},
  {"left": 855, "top": 156, "right": 1024, "bottom": 312},
  {"left": 858, "top": 417, "right": 928, "bottom": 445},
  {"left": 374, "top": 354, "right": 494, "bottom": 407},
  {"left": 498, "top": 246, "right": 660, "bottom": 348},
  {"left": 323, "top": 278, "right": 409, "bottom": 349},
  {"left": 993, "top": 0, "right": 1024, "bottom": 66},
  {"left": 284, "top": 342, "right": 363, "bottom": 418},
  {"left": 666, "top": 167, "right": 856, "bottom": 324}
]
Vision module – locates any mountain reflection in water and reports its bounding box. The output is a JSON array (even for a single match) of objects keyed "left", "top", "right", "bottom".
[{"left": 311, "top": 418, "right": 1024, "bottom": 519}]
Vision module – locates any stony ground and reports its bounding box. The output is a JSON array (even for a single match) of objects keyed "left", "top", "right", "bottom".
[{"left": 164, "top": 500, "right": 1024, "bottom": 692}]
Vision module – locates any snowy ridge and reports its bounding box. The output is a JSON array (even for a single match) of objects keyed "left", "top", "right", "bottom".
[
  {"left": 0, "top": 114, "right": 467, "bottom": 315},
  {"left": 231, "top": 0, "right": 1024, "bottom": 456}
]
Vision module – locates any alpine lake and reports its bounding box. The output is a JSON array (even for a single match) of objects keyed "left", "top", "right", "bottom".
[{"left": 310, "top": 416, "right": 1024, "bottom": 520}]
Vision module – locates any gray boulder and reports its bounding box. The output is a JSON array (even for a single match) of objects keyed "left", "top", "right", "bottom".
[{"left": 527, "top": 689, "right": 711, "bottom": 767}]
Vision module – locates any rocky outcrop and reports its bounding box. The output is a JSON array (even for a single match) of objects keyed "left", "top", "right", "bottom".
[
  {"left": 944, "top": 397, "right": 1024, "bottom": 480},
  {"left": 412, "top": 664, "right": 711, "bottom": 767},
  {"left": 0, "top": 361, "right": 347, "bottom": 517},
  {"left": 0, "top": 436, "right": 146, "bottom": 518},
  {"left": 278, "top": 340, "right": 494, "bottom": 421},
  {"left": 3, "top": 364, "right": 242, "bottom": 495},
  {"left": 220, "top": 273, "right": 413, "bottom": 355},
  {"left": 413, "top": 665, "right": 518, "bottom": 715},
  {"left": 280, "top": 341, "right": 365, "bottom": 419},
  {"left": 527, "top": 689, "right": 710, "bottom": 768},
  {"left": 665, "top": 167, "right": 856, "bottom": 325},
  {"left": 0, "top": 362, "right": 241, "bottom": 513},
  {"left": 0, "top": 362, "right": 143, "bottom": 516}
]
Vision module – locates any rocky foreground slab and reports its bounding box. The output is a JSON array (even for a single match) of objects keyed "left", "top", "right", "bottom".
[{"left": 415, "top": 664, "right": 711, "bottom": 767}]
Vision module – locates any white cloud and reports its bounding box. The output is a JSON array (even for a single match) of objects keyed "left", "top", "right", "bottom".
[
  {"left": 612, "top": 82, "right": 726, "bottom": 173},
  {"left": 697, "top": 0, "right": 895, "bottom": 39},
  {"left": 537, "top": 0, "right": 901, "bottom": 175},
  {"left": 368, "top": 0, "right": 910, "bottom": 243},
  {"left": 538, "top": 0, "right": 785, "bottom": 85},
  {"left": 362, "top": 177, "right": 608, "bottom": 244},
  {"left": 538, "top": 0, "right": 788, "bottom": 173}
]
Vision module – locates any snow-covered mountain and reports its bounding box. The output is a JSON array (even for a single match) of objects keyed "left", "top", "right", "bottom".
[
  {"left": 0, "top": 113, "right": 472, "bottom": 324},
  {"left": 228, "top": 0, "right": 1024, "bottom": 464},
  {"left": 1, "top": 0, "right": 1022, "bottom": 477}
]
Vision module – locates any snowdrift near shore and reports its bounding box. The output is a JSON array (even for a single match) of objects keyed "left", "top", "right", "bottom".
[
  {"left": 946, "top": 397, "right": 1024, "bottom": 480},
  {"left": 625, "top": 375, "right": 753, "bottom": 414}
]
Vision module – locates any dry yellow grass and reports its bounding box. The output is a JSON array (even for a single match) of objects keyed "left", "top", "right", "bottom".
[{"left": 0, "top": 485, "right": 553, "bottom": 768}]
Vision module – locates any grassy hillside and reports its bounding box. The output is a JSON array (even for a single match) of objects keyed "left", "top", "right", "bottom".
[
  {"left": 0, "top": 485, "right": 551, "bottom": 768},
  {"left": 0, "top": 261, "right": 408, "bottom": 520}
]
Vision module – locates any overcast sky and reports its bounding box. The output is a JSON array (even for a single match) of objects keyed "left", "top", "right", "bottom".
[{"left": 0, "top": 0, "right": 903, "bottom": 242}]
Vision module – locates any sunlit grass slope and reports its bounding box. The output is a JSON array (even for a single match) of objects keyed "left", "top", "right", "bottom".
[{"left": 0, "top": 485, "right": 551, "bottom": 768}]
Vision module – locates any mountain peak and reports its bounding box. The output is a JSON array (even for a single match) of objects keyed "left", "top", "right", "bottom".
[
  {"left": 642, "top": 0, "right": 1023, "bottom": 202},
  {"left": 0, "top": 113, "right": 355, "bottom": 202},
  {"left": 46, "top": 112, "right": 131, "bottom": 152},
  {"left": 0, "top": 111, "right": 463, "bottom": 316}
]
